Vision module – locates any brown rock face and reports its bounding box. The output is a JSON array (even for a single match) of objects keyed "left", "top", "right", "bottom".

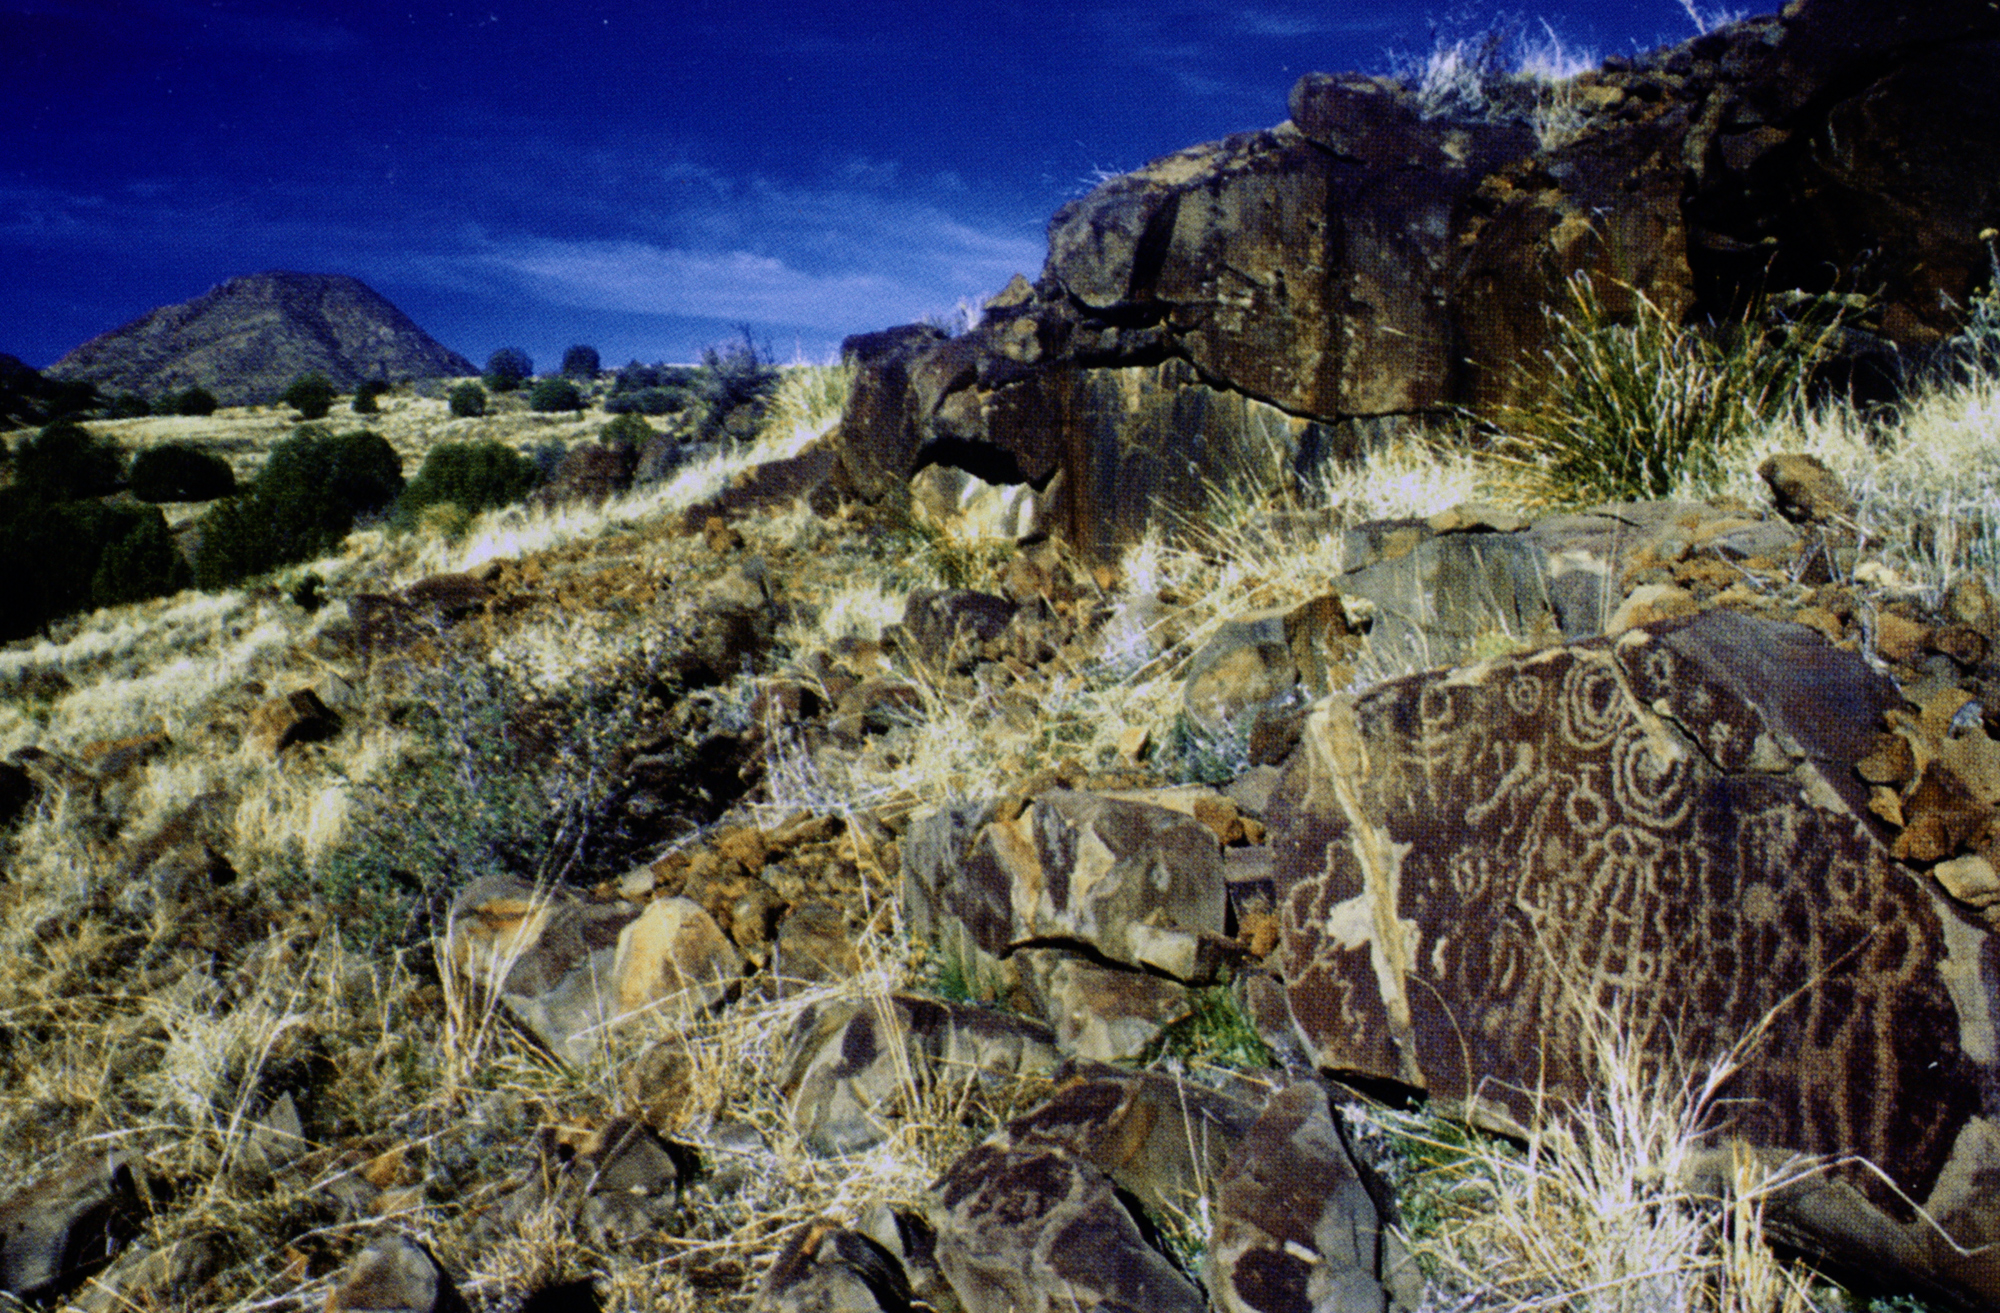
[
  {"left": 836, "top": 0, "right": 2000, "bottom": 558},
  {"left": 1267, "top": 609, "right": 2000, "bottom": 1306},
  {"left": 44, "top": 271, "right": 474, "bottom": 405}
]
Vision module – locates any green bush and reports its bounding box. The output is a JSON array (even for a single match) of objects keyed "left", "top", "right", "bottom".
[
  {"left": 0, "top": 498, "right": 186, "bottom": 639},
  {"left": 599, "top": 413, "right": 656, "bottom": 449},
  {"left": 91, "top": 506, "right": 189, "bottom": 606},
  {"left": 106, "top": 393, "right": 153, "bottom": 419},
  {"left": 560, "top": 344, "right": 601, "bottom": 378},
  {"left": 194, "top": 427, "right": 402, "bottom": 588},
  {"left": 448, "top": 382, "right": 487, "bottom": 418},
  {"left": 170, "top": 386, "right": 219, "bottom": 417},
  {"left": 1494, "top": 274, "right": 1846, "bottom": 505},
  {"left": 485, "top": 347, "right": 532, "bottom": 392},
  {"left": 395, "top": 440, "right": 541, "bottom": 527},
  {"left": 352, "top": 379, "right": 389, "bottom": 415},
  {"left": 130, "top": 442, "right": 237, "bottom": 503},
  {"left": 604, "top": 388, "right": 688, "bottom": 416},
  {"left": 527, "top": 377, "right": 583, "bottom": 413},
  {"left": 283, "top": 373, "right": 336, "bottom": 420},
  {"left": 14, "top": 421, "right": 124, "bottom": 501}
]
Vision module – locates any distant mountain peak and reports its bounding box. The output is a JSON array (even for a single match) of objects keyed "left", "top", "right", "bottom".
[{"left": 44, "top": 272, "right": 475, "bottom": 405}]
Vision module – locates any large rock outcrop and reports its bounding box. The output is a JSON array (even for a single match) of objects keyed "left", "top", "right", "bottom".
[
  {"left": 44, "top": 271, "right": 475, "bottom": 404},
  {"left": 1267, "top": 608, "right": 2000, "bottom": 1307},
  {"left": 837, "top": 0, "right": 2000, "bottom": 559}
]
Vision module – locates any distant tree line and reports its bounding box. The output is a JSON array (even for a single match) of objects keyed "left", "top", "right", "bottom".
[{"left": 0, "top": 328, "right": 786, "bottom": 640}]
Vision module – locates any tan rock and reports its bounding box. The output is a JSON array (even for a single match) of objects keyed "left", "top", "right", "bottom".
[
  {"left": 1759, "top": 452, "right": 1854, "bottom": 525},
  {"left": 323, "top": 1236, "right": 465, "bottom": 1313},
  {"left": 1934, "top": 854, "right": 2000, "bottom": 910},
  {"left": 1017, "top": 951, "right": 1191, "bottom": 1063},
  {"left": 1875, "top": 610, "right": 1930, "bottom": 666},
  {"left": 1606, "top": 582, "right": 1699, "bottom": 635},
  {"left": 611, "top": 896, "right": 743, "bottom": 1019}
]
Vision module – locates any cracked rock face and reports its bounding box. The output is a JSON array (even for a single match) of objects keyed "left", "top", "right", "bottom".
[
  {"left": 1268, "top": 608, "right": 2000, "bottom": 1306},
  {"left": 835, "top": 1, "right": 2000, "bottom": 560}
]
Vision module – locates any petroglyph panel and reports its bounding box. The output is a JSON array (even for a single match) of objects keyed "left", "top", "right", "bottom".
[{"left": 1271, "top": 611, "right": 2000, "bottom": 1299}]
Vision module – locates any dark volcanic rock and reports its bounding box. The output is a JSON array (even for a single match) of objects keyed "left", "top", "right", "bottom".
[
  {"left": 44, "top": 272, "right": 476, "bottom": 405},
  {"left": 835, "top": 0, "right": 2000, "bottom": 558},
  {"left": 1268, "top": 608, "right": 2000, "bottom": 1307}
]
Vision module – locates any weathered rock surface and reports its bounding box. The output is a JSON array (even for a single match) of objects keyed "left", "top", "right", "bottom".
[
  {"left": 323, "top": 1234, "right": 469, "bottom": 1313},
  {"left": 835, "top": 0, "right": 2000, "bottom": 558},
  {"left": 0, "top": 1150, "right": 139, "bottom": 1301},
  {"left": 44, "top": 271, "right": 474, "bottom": 405},
  {"left": 447, "top": 878, "right": 741, "bottom": 1064},
  {"left": 904, "top": 791, "right": 1230, "bottom": 988},
  {"left": 755, "top": 1220, "right": 912, "bottom": 1313},
  {"left": 1207, "top": 1083, "right": 1413, "bottom": 1313},
  {"left": 1269, "top": 607, "right": 2000, "bottom": 1306},
  {"left": 781, "top": 994, "right": 1059, "bottom": 1155}
]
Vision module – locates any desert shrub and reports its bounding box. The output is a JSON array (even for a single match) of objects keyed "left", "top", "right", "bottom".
[
  {"left": 154, "top": 386, "right": 219, "bottom": 417},
  {"left": 352, "top": 379, "right": 389, "bottom": 414},
  {"left": 599, "top": 413, "right": 656, "bottom": 448},
  {"left": 604, "top": 387, "right": 687, "bottom": 415},
  {"left": 0, "top": 498, "right": 185, "bottom": 638},
  {"left": 283, "top": 373, "right": 336, "bottom": 420},
  {"left": 106, "top": 392, "right": 153, "bottom": 419},
  {"left": 194, "top": 427, "right": 402, "bottom": 588},
  {"left": 448, "top": 381, "right": 487, "bottom": 418},
  {"left": 130, "top": 442, "right": 237, "bottom": 503},
  {"left": 395, "top": 440, "right": 541, "bottom": 527},
  {"left": 527, "top": 377, "right": 583, "bottom": 413},
  {"left": 14, "top": 420, "right": 124, "bottom": 501},
  {"left": 529, "top": 438, "right": 568, "bottom": 482},
  {"left": 1492, "top": 274, "right": 1846, "bottom": 506},
  {"left": 90, "top": 505, "right": 189, "bottom": 606},
  {"left": 560, "top": 344, "right": 601, "bottom": 378},
  {"left": 485, "top": 347, "right": 533, "bottom": 392},
  {"left": 320, "top": 655, "right": 630, "bottom": 947},
  {"left": 696, "top": 328, "right": 780, "bottom": 440}
]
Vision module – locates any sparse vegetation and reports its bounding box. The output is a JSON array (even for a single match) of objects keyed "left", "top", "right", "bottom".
[{"left": 696, "top": 328, "right": 781, "bottom": 441}]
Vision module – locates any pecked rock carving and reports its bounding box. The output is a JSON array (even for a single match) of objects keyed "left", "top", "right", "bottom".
[{"left": 1269, "top": 608, "right": 2000, "bottom": 1307}]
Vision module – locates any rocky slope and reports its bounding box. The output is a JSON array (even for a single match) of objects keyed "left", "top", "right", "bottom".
[{"left": 44, "top": 272, "right": 476, "bottom": 405}]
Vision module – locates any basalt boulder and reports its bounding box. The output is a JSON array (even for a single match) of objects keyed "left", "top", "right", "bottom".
[{"left": 1268, "top": 607, "right": 2000, "bottom": 1307}]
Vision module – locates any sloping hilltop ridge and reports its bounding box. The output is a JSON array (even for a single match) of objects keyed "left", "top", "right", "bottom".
[
  {"left": 44, "top": 271, "right": 476, "bottom": 406},
  {"left": 2, "top": 1, "right": 2000, "bottom": 1310}
]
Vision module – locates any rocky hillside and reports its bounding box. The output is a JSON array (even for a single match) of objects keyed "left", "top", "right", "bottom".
[
  {"left": 2, "top": 3, "right": 2000, "bottom": 1312},
  {"left": 43, "top": 272, "right": 476, "bottom": 405}
]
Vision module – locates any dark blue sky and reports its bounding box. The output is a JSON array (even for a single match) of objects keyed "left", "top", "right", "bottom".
[{"left": 4, "top": 1, "right": 1725, "bottom": 372}]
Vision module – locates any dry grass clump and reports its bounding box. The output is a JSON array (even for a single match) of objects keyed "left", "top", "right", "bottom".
[{"left": 1358, "top": 997, "right": 1830, "bottom": 1313}]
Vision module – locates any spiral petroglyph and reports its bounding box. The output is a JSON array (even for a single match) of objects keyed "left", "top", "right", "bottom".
[{"left": 1270, "top": 610, "right": 2000, "bottom": 1307}]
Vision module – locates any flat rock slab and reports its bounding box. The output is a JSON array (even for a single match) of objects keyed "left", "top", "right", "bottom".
[{"left": 1269, "top": 608, "right": 2000, "bottom": 1306}]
